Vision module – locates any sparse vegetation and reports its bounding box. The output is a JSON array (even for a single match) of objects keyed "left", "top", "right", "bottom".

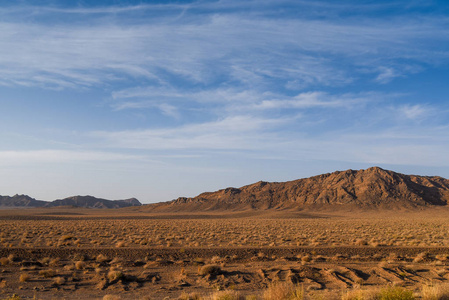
[
  {"left": 421, "top": 283, "right": 449, "bottom": 300},
  {"left": 379, "top": 286, "right": 415, "bottom": 300},
  {"left": 18, "top": 273, "right": 29, "bottom": 283},
  {"left": 2, "top": 209, "right": 449, "bottom": 299},
  {"left": 263, "top": 282, "right": 304, "bottom": 300},
  {"left": 199, "top": 264, "right": 221, "bottom": 276},
  {"left": 107, "top": 270, "right": 124, "bottom": 282}
]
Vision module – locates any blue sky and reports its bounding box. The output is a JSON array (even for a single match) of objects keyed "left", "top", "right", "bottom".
[{"left": 1, "top": 0, "right": 449, "bottom": 203}]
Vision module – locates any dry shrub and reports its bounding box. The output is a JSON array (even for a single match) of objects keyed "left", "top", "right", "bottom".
[
  {"left": 103, "top": 295, "right": 121, "bottom": 300},
  {"left": 263, "top": 281, "right": 303, "bottom": 300},
  {"left": 343, "top": 285, "right": 415, "bottom": 300},
  {"left": 301, "top": 255, "right": 311, "bottom": 263},
  {"left": 60, "top": 235, "right": 74, "bottom": 241},
  {"left": 179, "top": 292, "right": 201, "bottom": 300},
  {"left": 342, "top": 287, "right": 381, "bottom": 300},
  {"left": 40, "top": 257, "right": 51, "bottom": 265},
  {"left": 115, "top": 241, "right": 126, "bottom": 248},
  {"left": 19, "top": 273, "right": 29, "bottom": 283},
  {"left": 110, "top": 257, "right": 123, "bottom": 265},
  {"left": 0, "top": 257, "right": 9, "bottom": 266},
  {"left": 436, "top": 255, "right": 449, "bottom": 262},
  {"left": 96, "top": 254, "right": 109, "bottom": 263},
  {"left": 209, "top": 290, "right": 244, "bottom": 300},
  {"left": 75, "top": 261, "right": 86, "bottom": 270},
  {"left": 421, "top": 283, "right": 449, "bottom": 300},
  {"left": 414, "top": 252, "right": 429, "bottom": 263},
  {"left": 38, "top": 269, "right": 56, "bottom": 278},
  {"left": 7, "top": 254, "right": 16, "bottom": 263},
  {"left": 379, "top": 285, "right": 414, "bottom": 300},
  {"left": 53, "top": 276, "right": 66, "bottom": 286},
  {"left": 3, "top": 295, "right": 22, "bottom": 300},
  {"left": 107, "top": 270, "right": 124, "bottom": 282},
  {"left": 199, "top": 264, "right": 221, "bottom": 276},
  {"left": 49, "top": 258, "right": 60, "bottom": 266},
  {"left": 355, "top": 239, "right": 368, "bottom": 246}
]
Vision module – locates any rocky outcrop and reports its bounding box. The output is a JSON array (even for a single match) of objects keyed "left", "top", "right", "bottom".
[
  {"left": 151, "top": 167, "right": 449, "bottom": 211},
  {"left": 0, "top": 194, "right": 141, "bottom": 208}
]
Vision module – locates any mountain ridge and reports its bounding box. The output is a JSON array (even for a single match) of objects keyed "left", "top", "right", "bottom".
[
  {"left": 147, "top": 167, "right": 449, "bottom": 211},
  {"left": 0, "top": 194, "right": 141, "bottom": 208}
]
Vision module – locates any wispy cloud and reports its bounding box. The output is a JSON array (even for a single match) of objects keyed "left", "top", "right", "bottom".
[
  {"left": 0, "top": 3, "right": 448, "bottom": 91},
  {"left": 398, "top": 104, "right": 431, "bottom": 120},
  {"left": 0, "top": 150, "right": 148, "bottom": 166},
  {"left": 90, "top": 115, "right": 289, "bottom": 150},
  {"left": 251, "top": 91, "right": 374, "bottom": 110},
  {"left": 1, "top": 1, "right": 449, "bottom": 202}
]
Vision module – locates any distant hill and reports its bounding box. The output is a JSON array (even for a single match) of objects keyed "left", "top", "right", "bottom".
[
  {"left": 0, "top": 195, "right": 48, "bottom": 207},
  {"left": 147, "top": 167, "right": 449, "bottom": 211},
  {"left": 50, "top": 195, "right": 141, "bottom": 209},
  {"left": 0, "top": 194, "right": 141, "bottom": 208}
]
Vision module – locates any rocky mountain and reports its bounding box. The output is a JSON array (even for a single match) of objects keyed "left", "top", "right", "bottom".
[
  {"left": 150, "top": 167, "right": 449, "bottom": 211},
  {"left": 0, "top": 195, "right": 48, "bottom": 207},
  {"left": 0, "top": 194, "right": 141, "bottom": 208},
  {"left": 50, "top": 196, "right": 141, "bottom": 209}
]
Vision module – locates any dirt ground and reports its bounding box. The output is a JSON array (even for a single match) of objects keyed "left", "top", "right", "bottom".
[{"left": 1, "top": 207, "right": 449, "bottom": 299}]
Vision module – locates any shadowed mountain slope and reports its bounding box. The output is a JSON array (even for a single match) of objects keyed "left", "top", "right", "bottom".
[
  {"left": 148, "top": 167, "right": 449, "bottom": 211},
  {"left": 0, "top": 195, "right": 48, "bottom": 207},
  {"left": 50, "top": 196, "right": 142, "bottom": 209},
  {"left": 0, "top": 194, "right": 141, "bottom": 208}
]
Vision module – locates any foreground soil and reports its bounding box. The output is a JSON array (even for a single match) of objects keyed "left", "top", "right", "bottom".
[{"left": 1, "top": 208, "right": 449, "bottom": 299}]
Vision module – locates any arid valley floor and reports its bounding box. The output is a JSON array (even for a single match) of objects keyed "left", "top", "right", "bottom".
[{"left": 2, "top": 208, "right": 449, "bottom": 299}]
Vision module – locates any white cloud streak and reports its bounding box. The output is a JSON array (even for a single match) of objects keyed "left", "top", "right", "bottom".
[
  {"left": 0, "top": 4, "right": 448, "bottom": 90},
  {"left": 90, "top": 115, "right": 289, "bottom": 150},
  {"left": 0, "top": 150, "right": 147, "bottom": 166}
]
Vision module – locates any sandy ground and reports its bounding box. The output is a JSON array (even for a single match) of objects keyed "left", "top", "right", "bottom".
[{"left": 1, "top": 207, "right": 449, "bottom": 299}]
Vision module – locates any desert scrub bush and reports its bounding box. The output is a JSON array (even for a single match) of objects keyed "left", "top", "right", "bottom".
[
  {"left": 342, "top": 287, "right": 381, "bottom": 300},
  {"left": 199, "top": 264, "right": 221, "bottom": 276},
  {"left": 103, "top": 295, "right": 121, "bottom": 300},
  {"left": 379, "top": 286, "right": 414, "bottom": 300},
  {"left": 413, "top": 252, "right": 429, "bottom": 263},
  {"left": 0, "top": 257, "right": 9, "bottom": 266},
  {"left": 178, "top": 292, "right": 201, "bottom": 300},
  {"left": 2, "top": 294, "right": 22, "bottom": 300},
  {"left": 49, "top": 257, "right": 60, "bottom": 266},
  {"left": 75, "top": 261, "right": 86, "bottom": 270},
  {"left": 38, "top": 269, "right": 56, "bottom": 278},
  {"left": 53, "top": 276, "right": 66, "bottom": 286},
  {"left": 115, "top": 241, "right": 126, "bottom": 247},
  {"left": 96, "top": 254, "right": 109, "bottom": 263},
  {"left": 7, "top": 254, "right": 16, "bottom": 263},
  {"left": 263, "top": 281, "right": 304, "bottom": 300},
  {"left": 19, "top": 273, "right": 30, "bottom": 283},
  {"left": 209, "top": 290, "right": 244, "bottom": 300},
  {"left": 421, "top": 283, "right": 449, "bottom": 300},
  {"left": 107, "top": 270, "right": 124, "bottom": 282}
]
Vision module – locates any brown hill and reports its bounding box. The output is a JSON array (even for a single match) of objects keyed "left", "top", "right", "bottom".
[
  {"left": 49, "top": 196, "right": 142, "bottom": 209},
  {"left": 0, "top": 194, "right": 48, "bottom": 207},
  {"left": 148, "top": 167, "right": 449, "bottom": 211},
  {"left": 0, "top": 194, "right": 141, "bottom": 208}
]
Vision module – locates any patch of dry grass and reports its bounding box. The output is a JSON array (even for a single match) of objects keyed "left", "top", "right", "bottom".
[
  {"left": 263, "top": 281, "right": 304, "bottom": 300},
  {"left": 421, "top": 283, "right": 449, "bottom": 300},
  {"left": 1, "top": 216, "right": 449, "bottom": 248}
]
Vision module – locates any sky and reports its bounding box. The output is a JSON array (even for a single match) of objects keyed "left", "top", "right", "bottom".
[{"left": 1, "top": 0, "right": 449, "bottom": 203}]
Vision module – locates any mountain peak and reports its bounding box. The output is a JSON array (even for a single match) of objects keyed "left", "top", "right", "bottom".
[{"left": 150, "top": 167, "right": 449, "bottom": 211}]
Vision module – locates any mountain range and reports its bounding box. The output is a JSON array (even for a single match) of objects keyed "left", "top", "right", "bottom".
[
  {"left": 4, "top": 167, "right": 449, "bottom": 211},
  {"left": 148, "top": 167, "right": 449, "bottom": 211},
  {"left": 0, "top": 195, "right": 141, "bottom": 209}
]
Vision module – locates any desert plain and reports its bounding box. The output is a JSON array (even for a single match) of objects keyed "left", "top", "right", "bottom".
[{"left": 2, "top": 207, "right": 449, "bottom": 300}]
